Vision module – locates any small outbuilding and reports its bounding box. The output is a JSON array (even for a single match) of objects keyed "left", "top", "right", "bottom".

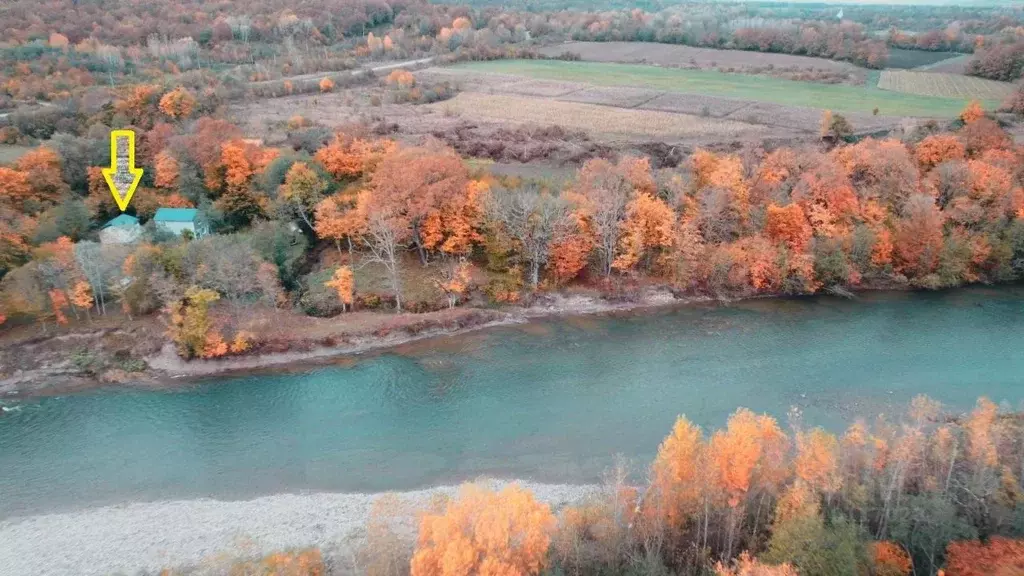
[
  {"left": 99, "top": 214, "right": 142, "bottom": 244},
  {"left": 153, "top": 208, "right": 209, "bottom": 239}
]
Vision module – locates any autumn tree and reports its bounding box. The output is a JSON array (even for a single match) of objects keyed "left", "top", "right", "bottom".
[
  {"left": 486, "top": 186, "right": 579, "bottom": 288},
  {"left": 832, "top": 138, "right": 920, "bottom": 213},
  {"left": 386, "top": 69, "right": 416, "bottom": 88},
  {"left": 692, "top": 149, "right": 751, "bottom": 243},
  {"left": 648, "top": 416, "right": 705, "bottom": 534},
  {"left": 357, "top": 187, "right": 409, "bottom": 313},
  {"left": 166, "top": 286, "right": 220, "bottom": 359},
  {"left": 411, "top": 483, "right": 555, "bottom": 576},
  {"left": 324, "top": 266, "right": 354, "bottom": 312},
  {"left": 154, "top": 150, "right": 180, "bottom": 189},
  {"left": 709, "top": 408, "right": 789, "bottom": 558},
  {"left": 960, "top": 101, "right": 984, "bottom": 125},
  {"left": 715, "top": 553, "right": 798, "bottom": 576},
  {"left": 279, "top": 161, "right": 329, "bottom": 231},
  {"left": 916, "top": 135, "right": 966, "bottom": 170},
  {"left": 613, "top": 192, "right": 675, "bottom": 274},
  {"left": 315, "top": 194, "right": 363, "bottom": 254},
  {"left": 765, "top": 204, "right": 812, "bottom": 252},
  {"left": 894, "top": 195, "right": 944, "bottom": 280},
  {"left": 871, "top": 541, "right": 912, "bottom": 576},
  {"left": 69, "top": 280, "right": 93, "bottom": 321},
  {"left": 945, "top": 537, "right": 1024, "bottom": 576},
  {"left": 158, "top": 86, "right": 196, "bottom": 119},
  {"left": 436, "top": 259, "right": 471, "bottom": 309},
  {"left": 369, "top": 145, "right": 471, "bottom": 265},
  {"left": 792, "top": 155, "right": 859, "bottom": 239},
  {"left": 320, "top": 77, "right": 335, "bottom": 92},
  {"left": 572, "top": 156, "right": 654, "bottom": 277},
  {"left": 795, "top": 428, "right": 842, "bottom": 495},
  {"left": 314, "top": 134, "right": 395, "bottom": 181},
  {"left": 13, "top": 146, "right": 68, "bottom": 212}
]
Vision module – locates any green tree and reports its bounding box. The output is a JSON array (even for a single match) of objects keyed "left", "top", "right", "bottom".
[
  {"left": 888, "top": 495, "right": 977, "bottom": 576},
  {"left": 764, "top": 513, "right": 869, "bottom": 576}
]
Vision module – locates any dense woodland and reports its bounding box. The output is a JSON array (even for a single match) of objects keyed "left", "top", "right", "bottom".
[
  {"left": 2, "top": 91, "right": 1024, "bottom": 362},
  {"left": 0, "top": 0, "right": 1022, "bottom": 109},
  {"left": 198, "top": 396, "right": 1024, "bottom": 576}
]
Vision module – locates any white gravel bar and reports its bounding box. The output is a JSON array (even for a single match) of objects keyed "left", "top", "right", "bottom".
[{"left": 0, "top": 480, "right": 599, "bottom": 576}]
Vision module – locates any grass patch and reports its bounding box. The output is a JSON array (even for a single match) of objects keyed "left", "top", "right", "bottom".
[
  {"left": 886, "top": 48, "right": 964, "bottom": 69},
  {"left": 455, "top": 60, "right": 992, "bottom": 117},
  {"left": 0, "top": 144, "right": 32, "bottom": 165},
  {"left": 864, "top": 70, "right": 881, "bottom": 89}
]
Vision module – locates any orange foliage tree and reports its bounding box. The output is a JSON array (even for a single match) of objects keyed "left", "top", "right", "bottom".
[
  {"left": 70, "top": 281, "right": 93, "bottom": 320},
  {"left": 386, "top": 69, "right": 416, "bottom": 88},
  {"left": 319, "top": 77, "right": 335, "bottom": 92},
  {"left": 960, "top": 101, "right": 985, "bottom": 124},
  {"left": 13, "top": 146, "right": 67, "bottom": 211},
  {"left": 871, "top": 541, "right": 912, "bottom": 576},
  {"left": 324, "top": 266, "right": 354, "bottom": 312},
  {"left": 794, "top": 427, "right": 841, "bottom": 494},
  {"left": 367, "top": 144, "right": 470, "bottom": 265},
  {"left": 764, "top": 204, "right": 812, "bottom": 252},
  {"left": 158, "top": 86, "right": 196, "bottom": 119},
  {"left": 572, "top": 156, "right": 655, "bottom": 276},
  {"left": 715, "top": 552, "right": 798, "bottom": 576},
  {"left": 154, "top": 150, "right": 180, "bottom": 189},
  {"left": 648, "top": 415, "right": 705, "bottom": 530},
  {"left": 613, "top": 192, "right": 675, "bottom": 274},
  {"left": 894, "top": 195, "right": 944, "bottom": 279},
  {"left": 915, "top": 135, "right": 966, "bottom": 170},
  {"left": 945, "top": 537, "right": 1024, "bottom": 576},
  {"left": 314, "top": 194, "right": 363, "bottom": 254},
  {"left": 411, "top": 483, "right": 556, "bottom": 576},
  {"left": 709, "top": 408, "right": 788, "bottom": 557}
]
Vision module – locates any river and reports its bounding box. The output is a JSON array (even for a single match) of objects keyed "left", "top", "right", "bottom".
[{"left": 1, "top": 286, "right": 1022, "bottom": 520}]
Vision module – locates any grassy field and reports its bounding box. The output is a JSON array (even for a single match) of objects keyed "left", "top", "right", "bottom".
[
  {"left": 455, "top": 60, "right": 997, "bottom": 117},
  {"left": 878, "top": 70, "right": 1015, "bottom": 100},
  {"left": 885, "top": 48, "right": 965, "bottom": 69},
  {"left": 433, "top": 92, "right": 767, "bottom": 139},
  {"left": 0, "top": 144, "right": 32, "bottom": 165}
]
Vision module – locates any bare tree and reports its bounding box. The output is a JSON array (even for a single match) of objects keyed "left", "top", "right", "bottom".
[
  {"left": 96, "top": 45, "right": 123, "bottom": 86},
  {"left": 361, "top": 207, "right": 405, "bottom": 313},
  {"left": 487, "top": 186, "right": 577, "bottom": 288},
  {"left": 74, "top": 242, "right": 127, "bottom": 316}
]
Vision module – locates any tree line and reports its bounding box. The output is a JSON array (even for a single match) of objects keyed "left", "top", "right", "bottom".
[
  {"left": 2, "top": 94, "right": 1024, "bottom": 360},
  {"left": 181, "top": 395, "right": 1024, "bottom": 576}
]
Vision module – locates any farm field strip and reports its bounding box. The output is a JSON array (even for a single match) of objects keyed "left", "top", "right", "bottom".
[
  {"left": 537, "top": 41, "right": 861, "bottom": 73},
  {"left": 430, "top": 92, "right": 769, "bottom": 139},
  {"left": 453, "top": 60, "right": 993, "bottom": 117},
  {"left": 913, "top": 54, "right": 971, "bottom": 74},
  {"left": 877, "top": 70, "right": 1015, "bottom": 100}
]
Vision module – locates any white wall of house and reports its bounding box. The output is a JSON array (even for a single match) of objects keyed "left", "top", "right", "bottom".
[{"left": 99, "top": 225, "right": 142, "bottom": 244}]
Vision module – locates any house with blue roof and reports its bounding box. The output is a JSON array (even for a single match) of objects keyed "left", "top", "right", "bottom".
[
  {"left": 154, "top": 208, "right": 209, "bottom": 239},
  {"left": 99, "top": 213, "right": 142, "bottom": 244}
]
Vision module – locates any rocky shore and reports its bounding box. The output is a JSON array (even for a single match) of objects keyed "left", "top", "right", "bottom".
[
  {"left": 0, "top": 288, "right": 688, "bottom": 399},
  {"left": 0, "top": 480, "right": 600, "bottom": 576}
]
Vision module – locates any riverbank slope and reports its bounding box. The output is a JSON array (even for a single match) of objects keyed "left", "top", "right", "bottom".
[{"left": 0, "top": 288, "right": 685, "bottom": 399}]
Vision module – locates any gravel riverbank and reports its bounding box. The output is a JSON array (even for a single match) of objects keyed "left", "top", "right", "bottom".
[{"left": 0, "top": 480, "right": 600, "bottom": 576}]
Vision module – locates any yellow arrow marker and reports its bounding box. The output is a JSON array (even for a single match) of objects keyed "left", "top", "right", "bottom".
[{"left": 102, "top": 130, "right": 144, "bottom": 212}]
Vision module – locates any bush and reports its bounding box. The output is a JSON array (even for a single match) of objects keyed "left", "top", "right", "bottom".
[{"left": 298, "top": 269, "right": 342, "bottom": 317}]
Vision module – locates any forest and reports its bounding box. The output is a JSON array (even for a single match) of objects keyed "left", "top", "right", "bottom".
[
  {"left": 1, "top": 94, "right": 1023, "bottom": 363},
  {"left": 200, "top": 395, "right": 1024, "bottom": 576},
  {"left": 0, "top": 1, "right": 1021, "bottom": 364}
]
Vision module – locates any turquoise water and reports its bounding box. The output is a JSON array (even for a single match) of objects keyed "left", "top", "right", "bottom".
[{"left": 1, "top": 287, "right": 1022, "bottom": 519}]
